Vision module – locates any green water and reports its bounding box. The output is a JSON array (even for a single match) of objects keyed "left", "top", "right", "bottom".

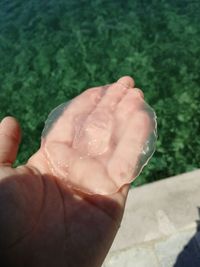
[{"left": 0, "top": 0, "right": 200, "bottom": 186}]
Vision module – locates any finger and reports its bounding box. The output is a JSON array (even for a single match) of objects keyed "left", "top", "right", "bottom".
[
  {"left": 0, "top": 116, "right": 21, "bottom": 165},
  {"left": 95, "top": 81, "right": 128, "bottom": 112},
  {"left": 117, "top": 76, "right": 135, "bottom": 88},
  {"left": 108, "top": 111, "right": 152, "bottom": 187},
  {"left": 116, "top": 88, "right": 144, "bottom": 117},
  {"left": 43, "top": 86, "right": 107, "bottom": 145},
  {"left": 74, "top": 82, "right": 130, "bottom": 155},
  {"left": 114, "top": 88, "right": 144, "bottom": 140},
  {"left": 93, "top": 76, "right": 135, "bottom": 113}
]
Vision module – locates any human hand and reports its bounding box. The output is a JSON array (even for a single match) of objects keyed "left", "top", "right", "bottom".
[{"left": 0, "top": 76, "right": 156, "bottom": 267}]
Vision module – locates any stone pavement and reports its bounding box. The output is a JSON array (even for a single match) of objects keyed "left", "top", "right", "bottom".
[{"left": 103, "top": 169, "right": 200, "bottom": 267}]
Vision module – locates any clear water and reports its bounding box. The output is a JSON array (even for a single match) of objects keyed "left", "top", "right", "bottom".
[{"left": 1, "top": 0, "right": 199, "bottom": 185}]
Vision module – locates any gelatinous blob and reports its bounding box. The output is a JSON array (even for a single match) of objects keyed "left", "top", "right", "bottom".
[
  {"left": 40, "top": 83, "right": 157, "bottom": 195},
  {"left": 42, "top": 102, "right": 71, "bottom": 137}
]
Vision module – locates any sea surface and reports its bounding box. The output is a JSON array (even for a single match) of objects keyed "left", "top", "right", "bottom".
[{"left": 0, "top": 0, "right": 200, "bottom": 185}]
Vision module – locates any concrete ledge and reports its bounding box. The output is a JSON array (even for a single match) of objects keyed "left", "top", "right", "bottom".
[{"left": 103, "top": 169, "right": 200, "bottom": 267}]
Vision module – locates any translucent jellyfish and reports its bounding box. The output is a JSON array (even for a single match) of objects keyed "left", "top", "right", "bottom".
[{"left": 40, "top": 81, "right": 157, "bottom": 195}]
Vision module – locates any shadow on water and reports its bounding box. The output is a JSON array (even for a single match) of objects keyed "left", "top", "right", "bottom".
[{"left": 173, "top": 207, "right": 200, "bottom": 267}]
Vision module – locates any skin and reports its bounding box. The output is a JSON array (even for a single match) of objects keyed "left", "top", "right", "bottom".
[
  {"left": 0, "top": 76, "right": 151, "bottom": 267},
  {"left": 38, "top": 76, "right": 152, "bottom": 195}
]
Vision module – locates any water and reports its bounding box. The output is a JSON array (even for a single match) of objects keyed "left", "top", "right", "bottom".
[{"left": 0, "top": 0, "right": 199, "bottom": 185}]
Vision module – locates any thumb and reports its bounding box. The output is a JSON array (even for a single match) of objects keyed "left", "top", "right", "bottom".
[{"left": 0, "top": 116, "right": 21, "bottom": 166}]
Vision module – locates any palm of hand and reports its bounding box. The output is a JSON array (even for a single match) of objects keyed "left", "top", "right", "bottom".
[
  {"left": 0, "top": 77, "right": 155, "bottom": 267},
  {"left": 0, "top": 164, "right": 121, "bottom": 267},
  {"left": 30, "top": 77, "right": 153, "bottom": 195}
]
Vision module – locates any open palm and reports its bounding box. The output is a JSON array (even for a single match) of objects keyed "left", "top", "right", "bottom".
[
  {"left": 30, "top": 76, "right": 154, "bottom": 195},
  {"left": 0, "top": 77, "right": 155, "bottom": 267}
]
